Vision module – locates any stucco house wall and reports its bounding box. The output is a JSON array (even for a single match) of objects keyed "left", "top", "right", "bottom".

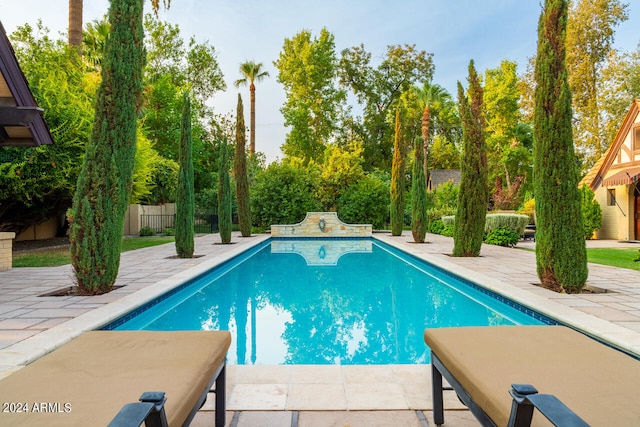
[{"left": 582, "top": 99, "right": 640, "bottom": 241}]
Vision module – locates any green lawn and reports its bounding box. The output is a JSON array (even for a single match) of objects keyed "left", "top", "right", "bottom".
[
  {"left": 586, "top": 248, "right": 640, "bottom": 271},
  {"left": 12, "top": 236, "right": 175, "bottom": 268}
]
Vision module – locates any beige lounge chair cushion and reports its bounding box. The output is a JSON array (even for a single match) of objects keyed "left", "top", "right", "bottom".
[
  {"left": 424, "top": 325, "right": 640, "bottom": 427},
  {"left": 0, "top": 330, "right": 231, "bottom": 426}
]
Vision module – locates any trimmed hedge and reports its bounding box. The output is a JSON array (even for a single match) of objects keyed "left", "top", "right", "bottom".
[{"left": 442, "top": 213, "right": 529, "bottom": 235}]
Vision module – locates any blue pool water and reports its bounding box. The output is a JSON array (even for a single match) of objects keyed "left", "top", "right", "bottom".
[{"left": 107, "top": 239, "right": 550, "bottom": 364}]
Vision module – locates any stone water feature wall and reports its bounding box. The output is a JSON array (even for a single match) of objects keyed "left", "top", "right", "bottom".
[{"left": 271, "top": 212, "right": 372, "bottom": 238}]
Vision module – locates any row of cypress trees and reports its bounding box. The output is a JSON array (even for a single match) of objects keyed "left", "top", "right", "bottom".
[
  {"left": 391, "top": 0, "right": 587, "bottom": 293},
  {"left": 67, "top": 0, "right": 252, "bottom": 293},
  {"left": 71, "top": 0, "right": 583, "bottom": 295}
]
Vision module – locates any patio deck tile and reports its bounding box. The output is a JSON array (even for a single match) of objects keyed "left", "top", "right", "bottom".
[{"left": 1, "top": 231, "right": 639, "bottom": 422}]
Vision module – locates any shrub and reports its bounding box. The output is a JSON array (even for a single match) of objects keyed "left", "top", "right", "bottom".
[
  {"left": 518, "top": 197, "right": 535, "bottom": 224},
  {"left": 442, "top": 213, "right": 528, "bottom": 236},
  {"left": 580, "top": 185, "right": 601, "bottom": 240},
  {"left": 427, "top": 219, "right": 444, "bottom": 235},
  {"left": 163, "top": 227, "right": 175, "bottom": 236},
  {"left": 485, "top": 214, "right": 529, "bottom": 235},
  {"left": 139, "top": 226, "right": 155, "bottom": 237},
  {"left": 441, "top": 225, "right": 455, "bottom": 237},
  {"left": 337, "top": 174, "right": 389, "bottom": 230},
  {"left": 429, "top": 181, "right": 459, "bottom": 211},
  {"left": 441, "top": 215, "right": 455, "bottom": 227},
  {"left": 484, "top": 227, "right": 520, "bottom": 247},
  {"left": 251, "top": 162, "right": 321, "bottom": 228},
  {"left": 426, "top": 207, "right": 456, "bottom": 235}
]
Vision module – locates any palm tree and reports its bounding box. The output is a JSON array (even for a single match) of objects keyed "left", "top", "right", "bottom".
[
  {"left": 234, "top": 61, "right": 269, "bottom": 156},
  {"left": 417, "top": 82, "right": 452, "bottom": 184},
  {"left": 68, "top": 0, "right": 170, "bottom": 54},
  {"left": 82, "top": 18, "right": 110, "bottom": 71},
  {"left": 69, "top": 0, "right": 83, "bottom": 50}
]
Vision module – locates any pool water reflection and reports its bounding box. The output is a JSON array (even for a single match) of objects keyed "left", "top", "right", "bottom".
[{"left": 111, "top": 239, "right": 545, "bottom": 364}]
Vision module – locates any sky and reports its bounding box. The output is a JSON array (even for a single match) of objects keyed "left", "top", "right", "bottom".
[{"left": 1, "top": 0, "right": 639, "bottom": 164}]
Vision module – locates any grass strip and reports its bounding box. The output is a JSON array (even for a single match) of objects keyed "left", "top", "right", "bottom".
[{"left": 12, "top": 236, "right": 175, "bottom": 268}]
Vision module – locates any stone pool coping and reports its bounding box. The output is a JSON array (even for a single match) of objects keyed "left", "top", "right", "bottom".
[{"left": 1, "top": 231, "right": 639, "bottom": 410}]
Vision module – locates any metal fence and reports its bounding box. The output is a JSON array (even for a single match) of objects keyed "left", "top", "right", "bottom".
[
  {"left": 140, "top": 214, "right": 219, "bottom": 234},
  {"left": 195, "top": 214, "right": 218, "bottom": 234},
  {"left": 140, "top": 214, "right": 175, "bottom": 234}
]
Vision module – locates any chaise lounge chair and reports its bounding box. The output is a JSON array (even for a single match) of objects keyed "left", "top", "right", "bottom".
[
  {"left": 424, "top": 325, "right": 640, "bottom": 426},
  {"left": 0, "top": 330, "right": 231, "bottom": 426}
]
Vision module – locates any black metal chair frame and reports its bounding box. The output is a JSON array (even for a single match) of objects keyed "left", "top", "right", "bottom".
[
  {"left": 109, "top": 361, "right": 227, "bottom": 427},
  {"left": 430, "top": 352, "right": 588, "bottom": 427}
]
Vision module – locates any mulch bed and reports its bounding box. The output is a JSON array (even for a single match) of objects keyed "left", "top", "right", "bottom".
[{"left": 13, "top": 237, "right": 70, "bottom": 252}]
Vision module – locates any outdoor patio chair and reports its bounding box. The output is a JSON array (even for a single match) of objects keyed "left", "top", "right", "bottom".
[
  {"left": 424, "top": 325, "right": 640, "bottom": 426},
  {"left": 0, "top": 330, "right": 231, "bottom": 426}
]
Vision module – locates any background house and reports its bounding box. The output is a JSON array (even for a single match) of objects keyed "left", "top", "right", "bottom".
[{"left": 581, "top": 99, "right": 640, "bottom": 241}]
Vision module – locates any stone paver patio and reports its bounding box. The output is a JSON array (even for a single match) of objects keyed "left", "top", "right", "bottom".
[{"left": 1, "top": 232, "right": 639, "bottom": 426}]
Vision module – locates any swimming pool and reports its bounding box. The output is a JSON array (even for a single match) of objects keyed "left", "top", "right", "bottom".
[{"left": 105, "top": 238, "right": 552, "bottom": 364}]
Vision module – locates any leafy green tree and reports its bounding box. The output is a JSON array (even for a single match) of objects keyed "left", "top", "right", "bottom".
[
  {"left": 68, "top": 0, "right": 145, "bottom": 294},
  {"left": 390, "top": 108, "right": 405, "bottom": 236},
  {"left": 318, "top": 144, "right": 365, "bottom": 211},
  {"left": 0, "top": 23, "right": 93, "bottom": 234},
  {"left": 411, "top": 137, "right": 428, "bottom": 243},
  {"left": 600, "top": 46, "right": 640, "bottom": 145},
  {"left": 337, "top": 173, "right": 390, "bottom": 230},
  {"left": 483, "top": 60, "right": 532, "bottom": 207},
  {"left": 144, "top": 156, "right": 179, "bottom": 204},
  {"left": 534, "top": 0, "right": 587, "bottom": 293},
  {"left": 130, "top": 130, "right": 160, "bottom": 203},
  {"left": 428, "top": 135, "right": 461, "bottom": 170},
  {"left": 274, "top": 28, "right": 346, "bottom": 164},
  {"left": 218, "top": 141, "right": 232, "bottom": 244},
  {"left": 175, "top": 92, "right": 195, "bottom": 257},
  {"left": 566, "top": 0, "right": 629, "bottom": 168},
  {"left": 339, "top": 44, "right": 434, "bottom": 170},
  {"left": 580, "top": 185, "right": 602, "bottom": 240},
  {"left": 251, "top": 162, "right": 322, "bottom": 228},
  {"left": 234, "top": 94, "right": 251, "bottom": 237},
  {"left": 141, "top": 15, "right": 225, "bottom": 194},
  {"left": 234, "top": 61, "right": 269, "bottom": 156},
  {"left": 453, "top": 61, "right": 488, "bottom": 257}
]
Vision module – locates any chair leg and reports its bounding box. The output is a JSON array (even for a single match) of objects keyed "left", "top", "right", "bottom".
[
  {"left": 215, "top": 364, "right": 226, "bottom": 427},
  {"left": 432, "top": 362, "right": 444, "bottom": 426}
]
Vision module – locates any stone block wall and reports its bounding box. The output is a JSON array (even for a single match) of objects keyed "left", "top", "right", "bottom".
[
  {"left": 0, "top": 232, "right": 16, "bottom": 271},
  {"left": 271, "top": 212, "right": 372, "bottom": 238}
]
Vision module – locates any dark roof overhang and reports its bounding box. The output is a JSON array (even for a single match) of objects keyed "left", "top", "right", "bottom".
[{"left": 0, "top": 20, "right": 53, "bottom": 147}]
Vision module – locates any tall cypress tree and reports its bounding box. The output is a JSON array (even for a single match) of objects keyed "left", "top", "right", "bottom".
[
  {"left": 175, "top": 92, "right": 195, "bottom": 258},
  {"left": 534, "top": 0, "right": 587, "bottom": 292},
  {"left": 218, "top": 141, "right": 232, "bottom": 244},
  {"left": 411, "top": 137, "right": 428, "bottom": 243},
  {"left": 453, "top": 60, "right": 488, "bottom": 257},
  {"left": 390, "top": 108, "right": 405, "bottom": 236},
  {"left": 68, "top": 0, "right": 144, "bottom": 294},
  {"left": 234, "top": 94, "right": 251, "bottom": 237}
]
